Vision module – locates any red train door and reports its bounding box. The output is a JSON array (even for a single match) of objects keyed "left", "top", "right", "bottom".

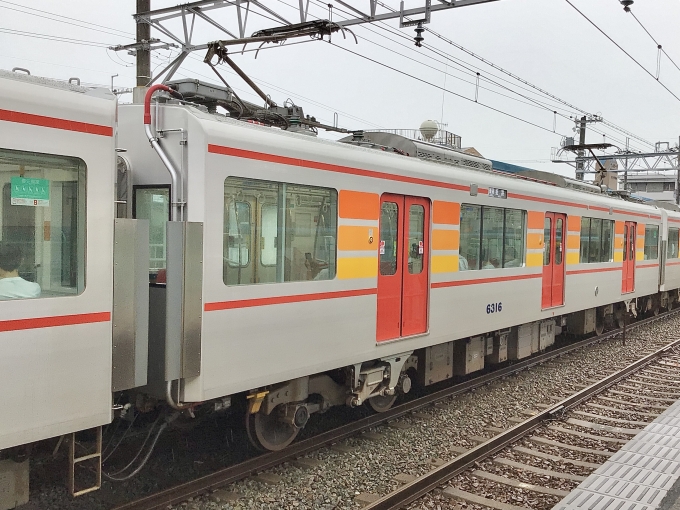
[
  {"left": 541, "top": 212, "right": 566, "bottom": 308},
  {"left": 622, "top": 221, "right": 636, "bottom": 293},
  {"left": 377, "top": 194, "right": 430, "bottom": 342}
]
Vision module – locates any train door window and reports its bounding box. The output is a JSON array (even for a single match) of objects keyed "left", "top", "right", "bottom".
[
  {"left": 668, "top": 228, "right": 679, "bottom": 259},
  {"left": 543, "top": 217, "right": 551, "bottom": 266},
  {"left": 134, "top": 187, "right": 169, "bottom": 282},
  {"left": 380, "top": 202, "right": 399, "bottom": 276},
  {"left": 223, "top": 177, "right": 337, "bottom": 285},
  {"left": 644, "top": 225, "right": 659, "bottom": 260},
  {"left": 407, "top": 205, "right": 425, "bottom": 274},
  {"left": 555, "top": 217, "right": 563, "bottom": 265},
  {"left": 0, "top": 148, "right": 86, "bottom": 300}
]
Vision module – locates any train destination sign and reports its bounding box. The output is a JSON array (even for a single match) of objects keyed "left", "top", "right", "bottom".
[
  {"left": 488, "top": 186, "right": 507, "bottom": 199},
  {"left": 10, "top": 177, "right": 50, "bottom": 207}
]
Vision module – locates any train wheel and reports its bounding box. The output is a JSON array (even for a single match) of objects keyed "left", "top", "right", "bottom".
[
  {"left": 245, "top": 408, "right": 299, "bottom": 452},
  {"left": 367, "top": 394, "right": 397, "bottom": 413}
]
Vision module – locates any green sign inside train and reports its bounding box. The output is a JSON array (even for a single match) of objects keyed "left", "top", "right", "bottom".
[{"left": 10, "top": 177, "right": 50, "bottom": 207}]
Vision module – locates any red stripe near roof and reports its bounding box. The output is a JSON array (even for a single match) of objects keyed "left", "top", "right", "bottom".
[
  {"left": 208, "top": 144, "right": 469, "bottom": 191},
  {"left": 0, "top": 109, "right": 113, "bottom": 137},
  {"left": 204, "top": 288, "right": 377, "bottom": 311},
  {"left": 431, "top": 273, "right": 541, "bottom": 288},
  {"left": 0, "top": 311, "right": 111, "bottom": 333},
  {"left": 209, "top": 144, "right": 654, "bottom": 218}
]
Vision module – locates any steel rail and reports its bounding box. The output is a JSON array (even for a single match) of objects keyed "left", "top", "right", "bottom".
[
  {"left": 364, "top": 337, "right": 680, "bottom": 509},
  {"left": 111, "top": 308, "right": 680, "bottom": 510}
]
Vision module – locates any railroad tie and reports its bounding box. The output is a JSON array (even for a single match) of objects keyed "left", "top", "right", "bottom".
[
  {"left": 441, "top": 488, "right": 532, "bottom": 510},
  {"left": 472, "top": 470, "right": 571, "bottom": 497}
]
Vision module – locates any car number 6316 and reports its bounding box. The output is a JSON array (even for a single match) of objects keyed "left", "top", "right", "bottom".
[{"left": 486, "top": 302, "right": 502, "bottom": 314}]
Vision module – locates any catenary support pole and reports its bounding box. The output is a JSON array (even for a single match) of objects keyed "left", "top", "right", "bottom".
[{"left": 137, "top": 0, "right": 151, "bottom": 87}]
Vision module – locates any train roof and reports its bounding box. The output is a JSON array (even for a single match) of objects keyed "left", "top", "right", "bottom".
[{"left": 0, "top": 69, "right": 114, "bottom": 101}]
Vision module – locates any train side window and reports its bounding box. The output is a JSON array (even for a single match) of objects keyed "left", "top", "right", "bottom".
[
  {"left": 668, "top": 228, "right": 679, "bottom": 259},
  {"left": 503, "top": 209, "right": 525, "bottom": 268},
  {"left": 588, "top": 218, "right": 602, "bottom": 263},
  {"left": 0, "top": 148, "right": 86, "bottom": 300},
  {"left": 481, "top": 206, "right": 503, "bottom": 269},
  {"left": 223, "top": 177, "right": 337, "bottom": 285},
  {"left": 555, "top": 217, "right": 563, "bottom": 265},
  {"left": 579, "top": 217, "right": 613, "bottom": 263},
  {"left": 134, "top": 187, "right": 170, "bottom": 282},
  {"left": 224, "top": 200, "right": 251, "bottom": 267},
  {"left": 459, "top": 204, "right": 481, "bottom": 270},
  {"left": 644, "top": 225, "right": 659, "bottom": 260},
  {"left": 601, "top": 220, "right": 614, "bottom": 262}
]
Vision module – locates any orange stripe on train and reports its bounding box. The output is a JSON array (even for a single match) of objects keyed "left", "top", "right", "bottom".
[
  {"left": 432, "top": 201, "right": 460, "bottom": 225},
  {"left": 338, "top": 190, "right": 379, "bottom": 220}
]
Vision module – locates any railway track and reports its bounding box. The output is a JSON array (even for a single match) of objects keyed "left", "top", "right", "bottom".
[
  {"left": 368, "top": 338, "right": 680, "bottom": 510},
  {"left": 111, "top": 309, "right": 680, "bottom": 510}
]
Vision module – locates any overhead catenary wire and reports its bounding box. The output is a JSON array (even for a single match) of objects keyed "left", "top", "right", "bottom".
[
  {"left": 366, "top": 0, "right": 654, "bottom": 148},
  {"left": 628, "top": 10, "right": 680, "bottom": 76},
  {"left": 293, "top": 0, "right": 649, "bottom": 151},
  {"left": 564, "top": 0, "right": 680, "bottom": 104},
  {"left": 0, "top": 27, "right": 113, "bottom": 47},
  {"left": 331, "top": 42, "right": 567, "bottom": 137},
  {"left": 292, "top": 0, "right": 652, "bottom": 151}
]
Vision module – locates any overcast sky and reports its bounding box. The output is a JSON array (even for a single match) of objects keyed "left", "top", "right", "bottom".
[{"left": 2, "top": 0, "right": 680, "bottom": 177}]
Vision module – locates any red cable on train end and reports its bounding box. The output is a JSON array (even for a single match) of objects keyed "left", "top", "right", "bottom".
[{"left": 143, "top": 84, "right": 170, "bottom": 125}]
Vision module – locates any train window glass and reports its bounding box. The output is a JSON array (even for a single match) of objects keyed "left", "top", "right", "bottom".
[
  {"left": 647, "top": 182, "right": 663, "bottom": 193},
  {"left": 223, "top": 177, "right": 337, "bottom": 285},
  {"left": 664, "top": 182, "right": 675, "bottom": 191},
  {"left": 224, "top": 201, "right": 251, "bottom": 268},
  {"left": 407, "top": 205, "right": 424, "bottom": 274},
  {"left": 579, "top": 217, "right": 590, "bottom": 263},
  {"left": 601, "top": 220, "right": 613, "bottom": 262},
  {"left": 502, "top": 209, "right": 524, "bottom": 268},
  {"left": 543, "top": 217, "right": 551, "bottom": 266},
  {"left": 668, "top": 228, "right": 679, "bottom": 259},
  {"left": 481, "top": 206, "right": 503, "bottom": 269},
  {"left": 555, "top": 218, "right": 563, "bottom": 265},
  {"left": 460, "top": 204, "right": 481, "bottom": 270},
  {"left": 0, "top": 148, "right": 86, "bottom": 300},
  {"left": 134, "top": 187, "right": 169, "bottom": 281},
  {"left": 588, "top": 218, "right": 602, "bottom": 263},
  {"left": 380, "top": 201, "right": 399, "bottom": 276},
  {"left": 260, "top": 204, "right": 277, "bottom": 266},
  {"left": 623, "top": 225, "right": 628, "bottom": 261},
  {"left": 644, "top": 225, "right": 659, "bottom": 260}
]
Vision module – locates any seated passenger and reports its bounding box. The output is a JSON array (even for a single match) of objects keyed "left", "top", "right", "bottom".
[
  {"left": 0, "top": 243, "right": 41, "bottom": 300},
  {"left": 459, "top": 254, "right": 469, "bottom": 271},
  {"left": 503, "top": 247, "right": 520, "bottom": 267}
]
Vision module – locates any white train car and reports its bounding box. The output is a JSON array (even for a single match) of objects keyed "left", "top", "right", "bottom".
[
  {"left": 0, "top": 70, "right": 117, "bottom": 495},
  {"left": 114, "top": 83, "right": 676, "bottom": 450},
  {"left": 1, "top": 70, "right": 679, "bottom": 503}
]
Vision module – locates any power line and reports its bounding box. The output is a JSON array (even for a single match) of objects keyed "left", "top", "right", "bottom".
[
  {"left": 564, "top": 0, "right": 680, "bottom": 104},
  {"left": 628, "top": 10, "right": 680, "bottom": 76},
  {"left": 0, "top": 28, "right": 113, "bottom": 47},
  {"left": 0, "top": 0, "right": 134, "bottom": 38},
  {"left": 330, "top": 42, "right": 567, "bottom": 137}
]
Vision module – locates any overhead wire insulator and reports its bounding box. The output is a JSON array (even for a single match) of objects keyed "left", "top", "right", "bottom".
[{"left": 414, "top": 22, "right": 425, "bottom": 47}]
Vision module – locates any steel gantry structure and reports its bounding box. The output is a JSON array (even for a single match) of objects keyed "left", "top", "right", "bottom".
[{"left": 112, "top": 0, "right": 501, "bottom": 86}]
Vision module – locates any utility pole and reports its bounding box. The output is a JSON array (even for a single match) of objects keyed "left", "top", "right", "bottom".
[
  {"left": 624, "top": 137, "right": 629, "bottom": 191},
  {"left": 575, "top": 116, "right": 587, "bottom": 180},
  {"left": 133, "top": 0, "right": 150, "bottom": 103},
  {"left": 676, "top": 136, "right": 680, "bottom": 205}
]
